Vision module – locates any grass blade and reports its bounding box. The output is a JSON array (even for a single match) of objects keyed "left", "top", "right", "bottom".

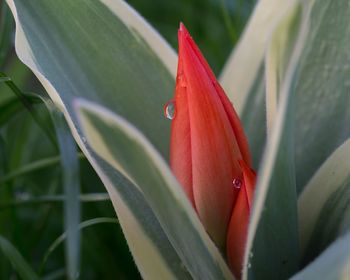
[
  {"left": 0, "top": 72, "right": 57, "bottom": 148},
  {"left": 40, "top": 218, "right": 118, "bottom": 274},
  {"left": 0, "top": 235, "right": 39, "bottom": 280},
  {"left": 51, "top": 110, "right": 81, "bottom": 280},
  {"left": 0, "top": 153, "right": 84, "bottom": 185}
]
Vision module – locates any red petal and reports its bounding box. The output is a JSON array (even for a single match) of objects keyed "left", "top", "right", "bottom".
[
  {"left": 226, "top": 161, "right": 257, "bottom": 278},
  {"left": 216, "top": 85, "right": 252, "bottom": 167},
  {"left": 177, "top": 23, "right": 243, "bottom": 248},
  {"left": 170, "top": 39, "right": 195, "bottom": 207},
  {"left": 239, "top": 160, "right": 256, "bottom": 210},
  {"left": 180, "top": 23, "right": 252, "bottom": 166}
]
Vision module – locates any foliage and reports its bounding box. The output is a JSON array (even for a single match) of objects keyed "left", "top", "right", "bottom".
[
  {"left": 1, "top": 0, "right": 350, "bottom": 279},
  {"left": 0, "top": 0, "right": 253, "bottom": 279}
]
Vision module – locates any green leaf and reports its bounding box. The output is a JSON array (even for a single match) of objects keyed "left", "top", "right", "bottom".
[
  {"left": 239, "top": 67, "right": 266, "bottom": 168},
  {"left": 6, "top": 0, "right": 186, "bottom": 278},
  {"left": 75, "top": 99, "right": 233, "bottom": 280},
  {"left": 298, "top": 138, "right": 350, "bottom": 264},
  {"left": 0, "top": 134, "right": 6, "bottom": 176},
  {"left": 0, "top": 193, "right": 109, "bottom": 210},
  {"left": 219, "top": 0, "right": 296, "bottom": 166},
  {"left": 51, "top": 109, "right": 81, "bottom": 280},
  {"left": 219, "top": 0, "right": 294, "bottom": 115},
  {"left": 0, "top": 72, "right": 57, "bottom": 147},
  {"left": 242, "top": 2, "right": 308, "bottom": 279},
  {"left": 41, "top": 218, "right": 118, "bottom": 274},
  {"left": 0, "top": 235, "right": 39, "bottom": 280},
  {"left": 7, "top": 0, "right": 175, "bottom": 157},
  {"left": 0, "top": 95, "right": 42, "bottom": 127},
  {"left": 294, "top": 0, "right": 350, "bottom": 192},
  {"left": 291, "top": 231, "right": 350, "bottom": 280},
  {"left": 265, "top": 3, "right": 301, "bottom": 134},
  {"left": 0, "top": 153, "right": 84, "bottom": 184}
]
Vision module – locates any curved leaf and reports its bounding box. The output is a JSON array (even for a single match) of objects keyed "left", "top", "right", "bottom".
[
  {"left": 294, "top": 0, "right": 350, "bottom": 192},
  {"left": 291, "top": 231, "right": 350, "bottom": 280},
  {"left": 0, "top": 153, "right": 84, "bottom": 184},
  {"left": 41, "top": 218, "right": 118, "bottom": 272},
  {"left": 219, "top": 0, "right": 292, "bottom": 115},
  {"left": 298, "top": 138, "right": 350, "bottom": 264},
  {"left": 239, "top": 67, "right": 266, "bottom": 168},
  {"left": 219, "top": 0, "right": 295, "bottom": 166},
  {"left": 75, "top": 99, "right": 233, "bottom": 280},
  {"left": 51, "top": 110, "right": 81, "bottom": 280},
  {"left": 0, "top": 235, "right": 39, "bottom": 280},
  {"left": 242, "top": 2, "right": 308, "bottom": 279},
  {"left": 7, "top": 0, "right": 174, "bottom": 157},
  {"left": 6, "top": 0, "right": 186, "bottom": 278}
]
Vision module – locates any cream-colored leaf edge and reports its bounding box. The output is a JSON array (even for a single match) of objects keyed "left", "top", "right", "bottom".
[
  {"left": 298, "top": 138, "right": 350, "bottom": 255},
  {"left": 219, "top": 0, "right": 293, "bottom": 115},
  {"left": 265, "top": 2, "right": 301, "bottom": 135},
  {"left": 290, "top": 231, "right": 350, "bottom": 280},
  {"left": 241, "top": 1, "right": 310, "bottom": 279},
  {"left": 75, "top": 98, "right": 234, "bottom": 279},
  {"left": 6, "top": 0, "right": 178, "bottom": 278}
]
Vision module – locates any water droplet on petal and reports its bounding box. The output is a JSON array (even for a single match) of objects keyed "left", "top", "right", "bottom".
[
  {"left": 163, "top": 100, "right": 176, "bottom": 120},
  {"left": 232, "top": 178, "right": 242, "bottom": 189}
]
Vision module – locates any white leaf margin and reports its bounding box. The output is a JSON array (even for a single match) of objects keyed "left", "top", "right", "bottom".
[
  {"left": 298, "top": 138, "right": 350, "bottom": 255},
  {"left": 74, "top": 98, "right": 234, "bottom": 279},
  {"left": 5, "top": 0, "right": 179, "bottom": 278},
  {"left": 219, "top": 0, "right": 294, "bottom": 115},
  {"left": 99, "top": 0, "right": 176, "bottom": 76},
  {"left": 291, "top": 231, "right": 350, "bottom": 280},
  {"left": 241, "top": 1, "right": 310, "bottom": 279}
]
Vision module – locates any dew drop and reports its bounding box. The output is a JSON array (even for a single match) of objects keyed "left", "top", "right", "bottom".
[
  {"left": 163, "top": 100, "right": 176, "bottom": 120},
  {"left": 247, "top": 263, "right": 252, "bottom": 269},
  {"left": 232, "top": 178, "right": 242, "bottom": 189}
]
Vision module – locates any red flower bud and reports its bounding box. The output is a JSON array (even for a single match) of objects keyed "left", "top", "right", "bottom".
[{"left": 168, "top": 23, "right": 256, "bottom": 277}]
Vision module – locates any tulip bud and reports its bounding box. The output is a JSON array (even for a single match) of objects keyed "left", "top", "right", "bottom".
[{"left": 169, "top": 23, "right": 253, "bottom": 252}]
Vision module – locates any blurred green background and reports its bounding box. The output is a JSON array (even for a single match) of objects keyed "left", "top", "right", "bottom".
[{"left": 0, "top": 0, "right": 254, "bottom": 279}]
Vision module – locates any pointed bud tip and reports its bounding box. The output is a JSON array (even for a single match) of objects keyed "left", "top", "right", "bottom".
[
  {"left": 179, "top": 22, "right": 187, "bottom": 32},
  {"left": 178, "top": 22, "right": 191, "bottom": 40},
  {"left": 179, "top": 22, "right": 184, "bottom": 30}
]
